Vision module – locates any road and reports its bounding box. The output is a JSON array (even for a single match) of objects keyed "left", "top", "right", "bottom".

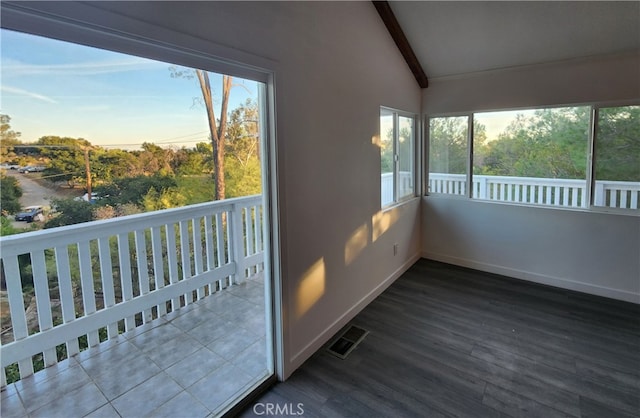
[
  {"left": 5, "top": 171, "right": 65, "bottom": 229},
  {"left": 5, "top": 171, "right": 54, "bottom": 208}
]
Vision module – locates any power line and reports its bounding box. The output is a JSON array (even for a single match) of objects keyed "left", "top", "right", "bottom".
[
  {"left": 1, "top": 131, "right": 211, "bottom": 149},
  {"left": 99, "top": 137, "right": 210, "bottom": 148},
  {"left": 37, "top": 171, "right": 84, "bottom": 179}
]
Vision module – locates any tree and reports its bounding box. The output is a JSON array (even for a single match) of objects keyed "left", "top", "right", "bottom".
[
  {"left": 92, "top": 148, "right": 139, "bottom": 181},
  {"left": 173, "top": 144, "right": 212, "bottom": 176},
  {"left": 138, "top": 142, "right": 175, "bottom": 176},
  {"left": 595, "top": 106, "right": 640, "bottom": 181},
  {"left": 0, "top": 114, "right": 22, "bottom": 161},
  {"left": 429, "top": 117, "right": 486, "bottom": 174},
  {"left": 1, "top": 216, "right": 20, "bottom": 236},
  {"left": 95, "top": 174, "right": 178, "bottom": 206},
  {"left": 478, "top": 108, "right": 589, "bottom": 179},
  {"left": 170, "top": 66, "right": 232, "bottom": 200},
  {"left": 37, "top": 136, "right": 92, "bottom": 188},
  {"left": 224, "top": 100, "right": 261, "bottom": 197},
  {"left": 197, "top": 71, "right": 232, "bottom": 200},
  {"left": 44, "top": 198, "right": 93, "bottom": 228},
  {"left": 142, "top": 187, "right": 186, "bottom": 211},
  {"left": 0, "top": 174, "right": 23, "bottom": 214}
]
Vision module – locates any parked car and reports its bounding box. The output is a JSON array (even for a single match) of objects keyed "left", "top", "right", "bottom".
[
  {"left": 15, "top": 206, "right": 44, "bottom": 222},
  {"left": 18, "top": 166, "right": 45, "bottom": 173},
  {"left": 0, "top": 163, "right": 20, "bottom": 170}
]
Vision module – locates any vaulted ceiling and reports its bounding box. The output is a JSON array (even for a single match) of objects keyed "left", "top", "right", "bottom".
[{"left": 387, "top": 1, "right": 640, "bottom": 80}]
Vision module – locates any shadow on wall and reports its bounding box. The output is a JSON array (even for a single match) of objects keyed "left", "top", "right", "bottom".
[
  {"left": 294, "top": 208, "right": 401, "bottom": 321},
  {"left": 293, "top": 132, "right": 405, "bottom": 321}
]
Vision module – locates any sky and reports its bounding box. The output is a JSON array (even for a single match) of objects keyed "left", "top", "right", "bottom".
[
  {"left": 0, "top": 28, "right": 259, "bottom": 150},
  {"left": 476, "top": 109, "right": 536, "bottom": 142}
]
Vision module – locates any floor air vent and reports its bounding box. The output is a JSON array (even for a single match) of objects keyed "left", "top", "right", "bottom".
[{"left": 327, "top": 325, "right": 369, "bottom": 359}]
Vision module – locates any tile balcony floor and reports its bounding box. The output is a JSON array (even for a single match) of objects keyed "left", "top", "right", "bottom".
[{"left": 1, "top": 274, "right": 269, "bottom": 418}]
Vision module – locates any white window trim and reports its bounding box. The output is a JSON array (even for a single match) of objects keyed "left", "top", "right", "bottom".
[{"left": 381, "top": 106, "right": 418, "bottom": 208}]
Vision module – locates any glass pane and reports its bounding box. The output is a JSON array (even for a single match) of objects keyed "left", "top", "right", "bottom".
[
  {"left": 0, "top": 28, "right": 274, "bottom": 416},
  {"left": 473, "top": 107, "right": 589, "bottom": 207},
  {"left": 380, "top": 108, "right": 394, "bottom": 207},
  {"left": 594, "top": 105, "right": 640, "bottom": 210},
  {"left": 428, "top": 116, "right": 468, "bottom": 195},
  {"left": 397, "top": 115, "right": 414, "bottom": 199}
]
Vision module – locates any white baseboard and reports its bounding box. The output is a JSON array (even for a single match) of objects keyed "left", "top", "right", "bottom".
[
  {"left": 286, "top": 252, "right": 421, "bottom": 378},
  {"left": 422, "top": 251, "right": 640, "bottom": 304}
]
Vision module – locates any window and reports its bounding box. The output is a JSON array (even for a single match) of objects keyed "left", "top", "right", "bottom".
[
  {"left": 473, "top": 107, "right": 590, "bottom": 207},
  {"left": 428, "top": 116, "right": 469, "bottom": 195},
  {"left": 0, "top": 23, "right": 277, "bottom": 416},
  {"left": 380, "top": 107, "right": 415, "bottom": 207},
  {"left": 1, "top": 28, "right": 262, "bottom": 227},
  {"left": 427, "top": 104, "right": 639, "bottom": 212},
  {"left": 594, "top": 105, "right": 640, "bottom": 209}
]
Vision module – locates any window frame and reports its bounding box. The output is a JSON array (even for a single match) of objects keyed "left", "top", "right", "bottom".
[
  {"left": 425, "top": 101, "right": 640, "bottom": 215},
  {"left": 380, "top": 106, "right": 417, "bottom": 208},
  {"left": 1, "top": 0, "right": 287, "bottom": 387},
  {"left": 425, "top": 113, "right": 472, "bottom": 198}
]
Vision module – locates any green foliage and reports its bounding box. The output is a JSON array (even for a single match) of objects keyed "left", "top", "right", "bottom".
[
  {"left": 223, "top": 100, "right": 262, "bottom": 197},
  {"left": 429, "top": 117, "right": 487, "bottom": 174},
  {"left": 0, "top": 216, "right": 20, "bottom": 236},
  {"left": 381, "top": 115, "right": 417, "bottom": 176},
  {"left": 174, "top": 143, "right": 213, "bottom": 176},
  {"left": 138, "top": 142, "right": 175, "bottom": 176},
  {"left": 92, "top": 148, "right": 139, "bottom": 182},
  {"left": 431, "top": 106, "right": 638, "bottom": 183},
  {"left": 1, "top": 114, "right": 22, "bottom": 162},
  {"left": 96, "top": 174, "right": 178, "bottom": 206},
  {"left": 37, "top": 136, "right": 91, "bottom": 187},
  {"left": 595, "top": 106, "right": 640, "bottom": 181},
  {"left": 92, "top": 203, "right": 142, "bottom": 220},
  {"left": 475, "top": 107, "right": 590, "bottom": 179},
  {"left": 2, "top": 97, "right": 264, "bottom": 229},
  {"left": 380, "top": 123, "right": 394, "bottom": 174},
  {"left": 44, "top": 198, "right": 93, "bottom": 228},
  {"left": 176, "top": 176, "right": 215, "bottom": 205},
  {"left": 142, "top": 187, "right": 186, "bottom": 211},
  {"left": 225, "top": 157, "right": 261, "bottom": 197},
  {"left": 0, "top": 174, "right": 23, "bottom": 214}
]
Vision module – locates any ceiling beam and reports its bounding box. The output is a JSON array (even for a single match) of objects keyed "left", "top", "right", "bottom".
[{"left": 372, "top": 1, "right": 428, "bottom": 89}]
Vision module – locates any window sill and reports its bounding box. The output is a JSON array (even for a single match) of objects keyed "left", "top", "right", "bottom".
[
  {"left": 423, "top": 193, "right": 640, "bottom": 217},
  {"left": 382, "top": 196, "right": 420, "bottom": 212}
]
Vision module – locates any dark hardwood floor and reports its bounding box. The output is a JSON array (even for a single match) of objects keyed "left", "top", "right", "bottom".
[{"left": 240, "top": 259, "right": 640, "bottom": 418}]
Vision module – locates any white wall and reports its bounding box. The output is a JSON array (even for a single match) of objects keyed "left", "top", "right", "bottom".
[
  {"left": 3, "top": 1, "right": 422, "bottom": 378},
  {"left": 423, "top": 52, "right": 640, "bottom": 303}
]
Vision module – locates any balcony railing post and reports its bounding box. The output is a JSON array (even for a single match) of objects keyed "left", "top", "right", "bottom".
[
  {"left": 478, "top": 176, "right": 488, "bottom": 199},
  {"left": 230, "top": 203, "right": 247, "bottom": 284},
  {"left": 593, "top": 181, "right": 605, "bottom": 207}
]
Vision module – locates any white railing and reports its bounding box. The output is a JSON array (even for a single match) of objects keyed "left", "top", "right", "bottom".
[
  {"left": 593, "top": 180, "right": 640, "bottom": 210},
  {"left": 428, "top": 173, "right": 640, "bottom": 209},
  {"left": 0, "top": 194, "right": 264, "bottom": 386},
  {"left": 381, "top": 171, "right": 414, "bottom": 207}
]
